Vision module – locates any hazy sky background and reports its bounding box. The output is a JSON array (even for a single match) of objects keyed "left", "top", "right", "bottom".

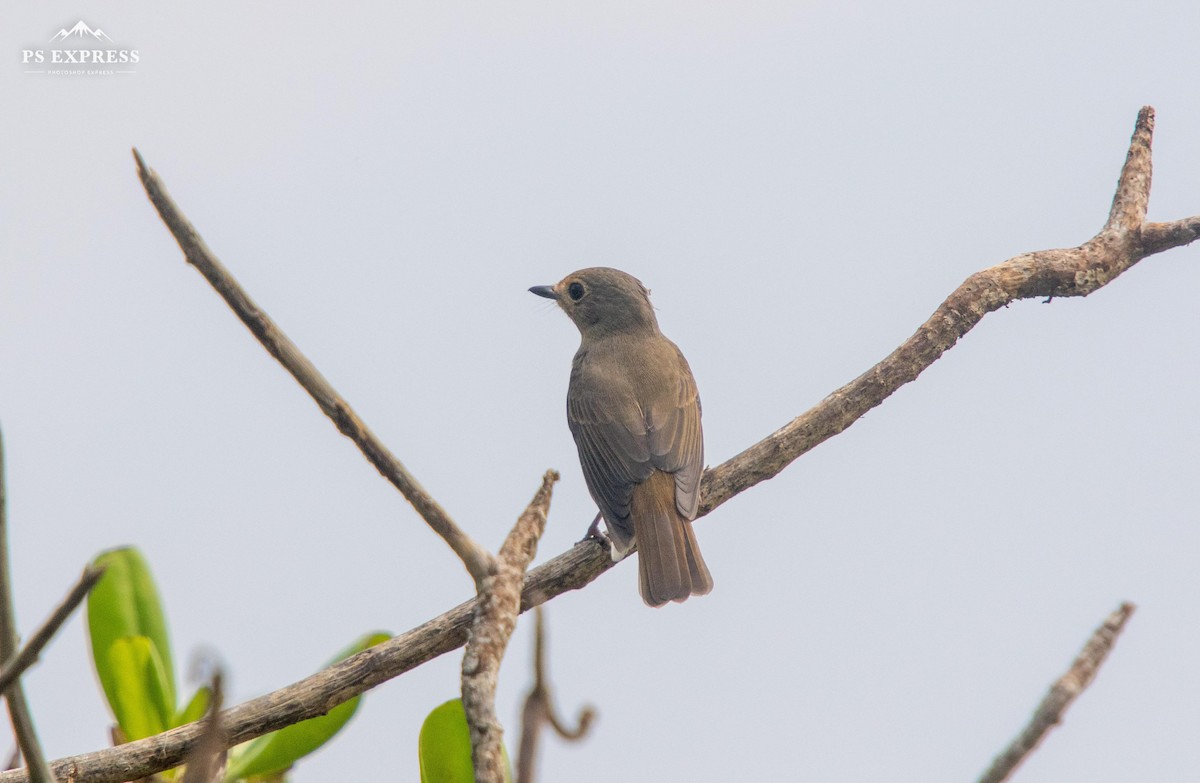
[{"left": 2, "top": 2, "right": 1198, "bottom": 780}]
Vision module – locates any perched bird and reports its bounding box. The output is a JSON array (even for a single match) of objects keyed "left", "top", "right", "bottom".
[{"left": 530, "top": 267, "right": 713, "bottom": 607}]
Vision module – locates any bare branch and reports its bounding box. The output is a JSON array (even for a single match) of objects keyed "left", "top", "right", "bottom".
[
  {"left": 463, "top": 471, "right": 558, "bottom": 783},
  {"left": 697, "top": 106, "right": 1195, "bottom": 510},
  {"left": 0, "top": 540, "right": 609, "bottom": 782},
  {"left": 0, "top": 566, "right": 105, "bottom": 693},
  {"left": 132, "top": 149, "right": 495, "bottom": 588},
  {"left": 978, "top": 603, "right": 1136, "bottom": 783},
  {"left": 516, "top": 607, "right": 594, "bottom": 783},
  {"left": 0, "top": 427, "right": 54, "bottom": 783},
  {"left": 1105, "top": 106, "right": 1154, "bottom": 232},
  {"left": 0, "top": 106, "right": 1187, "bottom": 783},
  {"left": 179, "top": 672, "right": 225, "bottom": 783},
  {"left": 1141, "top": 217, "right": 1200, "bottom": 255}
]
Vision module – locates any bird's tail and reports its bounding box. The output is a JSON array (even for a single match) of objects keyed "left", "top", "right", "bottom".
[{"left": 631, "top": 471, "right": 714, "bottom": 607}]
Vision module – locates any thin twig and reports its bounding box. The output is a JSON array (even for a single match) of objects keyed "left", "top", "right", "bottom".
[
  {"left": 516, "top": 607, "right": 594, "bottom": 783},
  {"left": 0, "top": 566, "right": 105, "bottom": 694},
  {"left": 179, "top": 672, "right": 225, "bottom": 783},
  {"left": 132, "top": 149, "right": 494, "bottom": 589},
  {"left": 0, "top": 427, "right": 55, "bottom": 783},
  {"left": 0, "top": 107, "right": 1191, "bottom": 783},
  {"left": 978, "top": 603, "right": 1136, "bottom": 783},
  {"left": 462, "top": 471, "right": 558, "bottom": 783}
]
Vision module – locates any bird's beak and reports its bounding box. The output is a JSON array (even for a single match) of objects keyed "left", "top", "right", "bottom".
[{"left": 528, "top": 285, "right": 557, "bottom": 300}]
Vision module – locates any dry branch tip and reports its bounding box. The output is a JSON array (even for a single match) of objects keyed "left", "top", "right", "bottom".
[{"left": 977, "top": 602, "right": 1137, "bottom": 783}]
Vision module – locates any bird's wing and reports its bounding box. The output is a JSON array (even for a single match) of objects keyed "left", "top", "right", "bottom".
[
  {"left": 567, "top": 383, "right": 654, "bottom": 540},
  {"left": 645, "top": 344, "right": 704, "bottom": 519},
  {"left": 568, "top": 340, "right": 705, "bottom": 534}
]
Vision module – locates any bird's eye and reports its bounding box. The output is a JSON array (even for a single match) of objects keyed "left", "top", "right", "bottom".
[{"left": 567, "top": 282, "right": 585, "bottom": 301}]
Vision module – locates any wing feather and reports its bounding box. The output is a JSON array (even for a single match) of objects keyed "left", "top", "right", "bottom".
[{"left": 567, "top": 340, "right": 705, "bottom": 542}]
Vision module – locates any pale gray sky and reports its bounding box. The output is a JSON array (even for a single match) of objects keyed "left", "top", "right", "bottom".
[{"left": 2, "top": 2, "right": 1198, "bottom": 780}]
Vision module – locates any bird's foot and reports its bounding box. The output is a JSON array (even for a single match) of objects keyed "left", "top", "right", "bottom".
[{"left": 582, "top": 512, "right": 611, "bottom": 550}]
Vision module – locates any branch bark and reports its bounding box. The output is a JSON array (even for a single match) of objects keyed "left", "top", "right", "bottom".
[
  {"left": 132, "top": 150, "right": 494, "bottom": 589},
  {"left": 179, "top": 672, "right": 226, "bottom": 783},
  {"left": 0, "top": 107, "right": 1191, "bottom": 783},
  {"left": 0, "top": 566, "right": 105, "bottom": 693},
  {"left": 0, "top": 427, "right": 55, "bottom": 783},
  {"left": 515, "top": 606, "right": 594, "bottom": 783},
  {"left": 978, "top": 603, "right": 1136, "bottom": 783},
  {"left": 462, "top": 471, "right": 558, "bottom": 783},
  {"left": 701, "top": 107, "right": 1199, "bottom": 510}
]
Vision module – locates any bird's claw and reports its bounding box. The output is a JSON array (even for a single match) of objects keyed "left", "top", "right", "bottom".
[{"left": 582, "top": 512, "right": 611, "bottom": 550}]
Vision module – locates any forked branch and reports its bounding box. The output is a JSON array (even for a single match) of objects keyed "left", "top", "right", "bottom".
[
  {"left": 0, "top": 566, "right": 105, "bottom": 693},
  {"left": 701, "top": 107, "right": 1197, "bottom": 510},
  {"left": 515, "top": 606, "right": 595, "bottom": 783},
  {"left": 462, "top": 471, "right": 558, "bottom": 783},
  {"left": 0, "top": 427, "right": 55, "bottom": 783}
]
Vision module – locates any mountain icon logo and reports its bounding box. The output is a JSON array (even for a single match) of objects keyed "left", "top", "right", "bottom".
[{"left": 48, "top": 20, "right": 112, "bottom": 43}]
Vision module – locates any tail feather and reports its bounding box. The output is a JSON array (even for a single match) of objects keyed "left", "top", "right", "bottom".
[
  {"left": 631, "top": 471, "right": 713, "bottom": 607},
  {"left": 680, "top": 517, "right": 713, "bottom": 597}
]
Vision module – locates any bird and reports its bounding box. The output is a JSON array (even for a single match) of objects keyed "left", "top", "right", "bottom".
[{"left": 530, "top": 267, "right": 713, "bottom": 606}]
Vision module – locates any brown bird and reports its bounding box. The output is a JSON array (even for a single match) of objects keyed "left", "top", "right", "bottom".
[{"left": 530, "top": 267, "right": 713, "bottom": 607}]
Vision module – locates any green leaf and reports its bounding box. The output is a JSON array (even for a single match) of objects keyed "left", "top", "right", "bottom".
[
  {"left": 175, "top": 685, "right": 212, "bottom": 727},
  {"left": 419, "top": 699, "right": 513, "bottom": 783},
  {"left": 224, "top": 632, "right": 390, "bottom": 782},
  {"left": 419, "top": 699, "right": 474, "bottom": 783},
  {"left": 106, "top": 636, "right": 173, "bottom": 740},
  {"left": 87, "top": 547, "right": 177, "bottom": 720}
]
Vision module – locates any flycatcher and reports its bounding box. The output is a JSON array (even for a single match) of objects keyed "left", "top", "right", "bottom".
[{"left": 530, "top": 267, "right": 713, "bottom": 606}]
